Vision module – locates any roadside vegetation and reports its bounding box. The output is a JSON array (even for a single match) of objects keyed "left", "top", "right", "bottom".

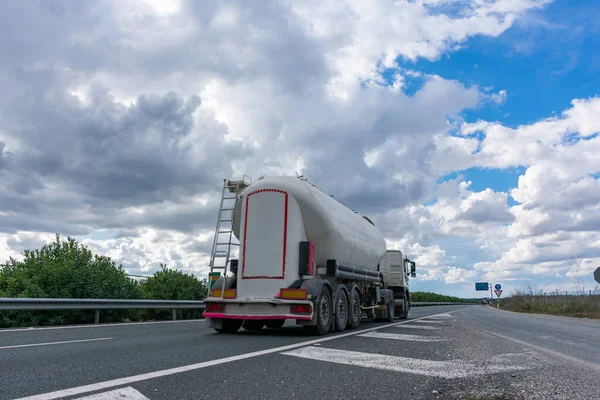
[
  {"left": 0, "top": 234, "right": 208, "bottom": 328},
  {"left": 410, "top": 291, "right": 465, "bottom": 303},
  {"left": 499, "top": 284, "right": 600, "bottom": 319}
]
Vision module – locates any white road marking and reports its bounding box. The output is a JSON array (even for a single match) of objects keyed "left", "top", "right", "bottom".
[
  {"left": 424, "top": 313, "right": 452, "bottom": 319},
  {"left": 393, "top": 325, "right": 440, "bottom": 330},
  {"left": 413, "top": 320, "right": 447, "bottom": 324},
  {"left": 0, "top": 337, "right": 114, "bottom": 350},
  {"left": 282, "top": 346, "right": 533, "bottom": 379},
  {"left": 0, "top": 319, "right": 204, "bottom": 334},
  {"left": 485, "top": 330, "right": 600, "bottom": 374},
  {"left": 357, "top": 331, "right": 447, "bottom": 342},
  {"left": 73, "top": 387, "right": 149, "bottom": 400},
  {"left": 14, "top": 310, "right": 459, "bottom": 400}
]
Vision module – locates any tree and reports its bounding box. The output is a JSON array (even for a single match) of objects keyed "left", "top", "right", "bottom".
[
  {"left": 0, "top": 234, "right": 141, "bottom": 327},
  {"left": 140, "top": 264, "right": 207, "bottom": 300},
  {"left": 140, "top": 264, "right": 208, "bottom": 320}
]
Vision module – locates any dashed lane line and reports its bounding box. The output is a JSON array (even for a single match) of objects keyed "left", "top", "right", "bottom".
[
  {"left": 0, "top": 319, "right": 205, "bottom": 334},
  {"left": 413, "top": 320, "right": 447, "bottom": 324},
  {"left": 357, "top": 331, "right": 447, "bottom": 342},
  {"left": 393, "top": 325, "right": 440, "bottom": 330},
  {"left": 0, "top": 337, "right": 114, "bottom": 350}
]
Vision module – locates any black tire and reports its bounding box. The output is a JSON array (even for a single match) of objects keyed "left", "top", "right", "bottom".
[
  {"left": 242, "top": 320, "right": 265, "bottom": 331},
  {"left": 264, "top": 320, "right": 285, "bottom": 329},
  {"left": 386, "top": 296, "right": 395, "bottom": 322},
  {"left": 215, "top": 319, "right": 242, "bottom": 334},
  {"left": 308, "top": 286, "right": 332, "bottom": 336},
  {"left": 334, "top": 291, "right": 348, "bottom": 332},
  {"left": 347, "top": 289, "right": 361, "bottom": 330},
  {"left": 399, "top": 296, "right": 409, "bottom": 319}
]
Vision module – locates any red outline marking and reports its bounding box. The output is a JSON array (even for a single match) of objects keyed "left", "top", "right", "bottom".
[
  {"left": 241, "top": 189, "right": 288, "bottom": 280},
  {"left": 203, "top": 313, "right": 312, "bottom": 321}
]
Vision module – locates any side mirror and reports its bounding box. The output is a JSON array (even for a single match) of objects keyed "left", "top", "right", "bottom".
[{"left": 410, "top": 261, "right": 416, "bottom": 277}]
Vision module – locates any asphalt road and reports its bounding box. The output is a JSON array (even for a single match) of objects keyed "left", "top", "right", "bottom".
[{"left": 1, "top": 305, "right": 599, "bottom": 400}]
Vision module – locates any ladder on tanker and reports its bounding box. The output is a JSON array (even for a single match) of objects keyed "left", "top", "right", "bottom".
[{"left": 208, "top": 176, "right": 252, "bottom": 296}]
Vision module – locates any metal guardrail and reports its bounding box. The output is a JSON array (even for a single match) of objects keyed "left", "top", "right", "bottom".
[
  {"left": 0, "top": 298, "right": 474, "bottom": 326},
  {"left": 0, "top": 298, "right": 206, "bottom": 324}
]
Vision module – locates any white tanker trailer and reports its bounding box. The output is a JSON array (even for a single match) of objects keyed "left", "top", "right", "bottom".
[{"left": 203, "top": 176, "right": 416, "bottom": 335}]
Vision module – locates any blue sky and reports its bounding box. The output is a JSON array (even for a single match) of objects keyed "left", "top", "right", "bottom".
[
  {"left": 396, "top": 0, "right": 600, "bottom": 296},
  {"left": 410, "top": 0, "right": 600, "bottom": 127}
]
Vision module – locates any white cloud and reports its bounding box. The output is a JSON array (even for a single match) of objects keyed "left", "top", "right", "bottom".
[{"left": 6, "top": 0, "right": 600, "bottom": 297}]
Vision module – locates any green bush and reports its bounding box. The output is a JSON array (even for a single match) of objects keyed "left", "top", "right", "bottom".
[
  {"left": 139, "top": 264, "right": 207, "bottom": 320},
  {"left": 0, "top": 234, "right": 142, "bottom": 327},
  {"left": 0, "top": 234, "right": 209, "bottom": 328}
]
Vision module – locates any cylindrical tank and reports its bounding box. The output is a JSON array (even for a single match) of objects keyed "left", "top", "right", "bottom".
[{"left": 232, "top": 176, "right": 387, "bottom": 271}]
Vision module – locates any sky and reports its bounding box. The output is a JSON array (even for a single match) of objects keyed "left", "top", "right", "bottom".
[{"left": 1, "top": 0, "right": 599, "bottom": 298}]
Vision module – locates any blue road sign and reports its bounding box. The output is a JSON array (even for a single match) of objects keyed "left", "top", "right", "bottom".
[
  {"left": 475, "top": 282, "right": 489, "bottom": 291},
  {"left": 495, "top": 284, "right": 501, "bottom": 290}
]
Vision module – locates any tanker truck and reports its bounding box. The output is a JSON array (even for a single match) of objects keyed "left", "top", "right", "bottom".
[{"left": 203, "top": 175, "right": 417, "bottom": 335}]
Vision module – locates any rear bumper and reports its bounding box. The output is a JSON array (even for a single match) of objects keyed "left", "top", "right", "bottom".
[{"left": 203, "top": 297, "right": 314, "bottom": 321}]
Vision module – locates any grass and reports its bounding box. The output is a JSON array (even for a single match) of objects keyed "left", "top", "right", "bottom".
[{"left": 499, "top": 290, "right": 600, "bottom": 319}]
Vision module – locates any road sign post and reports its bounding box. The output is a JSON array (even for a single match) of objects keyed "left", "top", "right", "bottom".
[
  {"left": 494, "top": 288, "right": 502, "bottom": 309},
  {"left": 594, "top": 267, "right": 600, "bottom": 284}
]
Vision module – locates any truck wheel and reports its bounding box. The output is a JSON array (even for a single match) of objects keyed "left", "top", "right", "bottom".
[
  {"left": 215, "top": 319, "right": 242, "bottom": 334},
  {"left": 386, "top": 296, "right": 395, "bottom": 322},
  {"left": 399, "top": 297, "right": 409, "bottom": 319},
  {"left": 334, "top": 291, "right": 348, "bottom": 332},
  {"left": 242, "top": 320, "right": 264, "bottom": 331},
  {"left": 264, "top": 320, "right": 285, "bottom": 329},
  {"left": 347, "top": 289, "right": 361, "bottom": 330},
  {"left": 309, "top": 287, "right": 332, "bottom": 336}
]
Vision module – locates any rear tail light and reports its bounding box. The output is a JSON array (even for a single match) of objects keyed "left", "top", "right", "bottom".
[
  {"left": 205, "top": 303, "right": 225, "bottom": 312},
  {"left": 291, "top": 304, "right": 312, "bottom": 314}
]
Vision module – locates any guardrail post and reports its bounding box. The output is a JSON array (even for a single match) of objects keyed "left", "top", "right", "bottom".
[
  {"left": 94, "top": 309, "right": 100, "bottom": 324},
  {"left": 172, "top": 309, "right": 177, "bottom": 321}
]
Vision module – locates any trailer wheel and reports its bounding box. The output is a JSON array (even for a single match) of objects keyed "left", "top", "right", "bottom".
[
  {"left": 242, "top": 320, "right": 264, "bottom": 331},
  {"left": 215, "top": 319, "right": 242, "bottom": 334},
  {"left": 348, "top": 289, "right": 361, "bottom": 330},
  {"left": 334, "top": 291, "right": 348, "bottom": 332},
  {"left": 264, "top": 320, "right": 285, "bottom": 329},
  {"left": 308, "top": 286, "right": 332, "bottom": 336}
]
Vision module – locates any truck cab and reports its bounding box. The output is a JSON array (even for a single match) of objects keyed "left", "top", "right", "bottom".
[{"left": 378, "top": 250, "right": 416, "bottom": 319}]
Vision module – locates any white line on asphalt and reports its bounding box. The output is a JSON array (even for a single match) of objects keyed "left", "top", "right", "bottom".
[
  {"left": 15, "top": 310, "right": 461, "bottom": 400},
  {"left": 281, "top": 346, "right": 532, "bottom": 379},
  {"left": 423, "top": 313, "right": 452, "bottom": 319},
  {"left": 357, "top": 331, "right": 447, "bottom": 342},
  {"left": 413, "top": 320, "right": 447, "bottom": 324},
  {"left": 393, "top": 325, "right": 440, "bottom": 330},
  {"left": 73, "top": 387, "right": 149, "bottom": 400},
  {"left": 484, "top": 330, "right": 600, "bottom": 374},
  {"left": 0, "top": 319, "right": 204, "bottom": 334},
  {"left": 0, "top": 337, "right": 114, "bottom": 350}
]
